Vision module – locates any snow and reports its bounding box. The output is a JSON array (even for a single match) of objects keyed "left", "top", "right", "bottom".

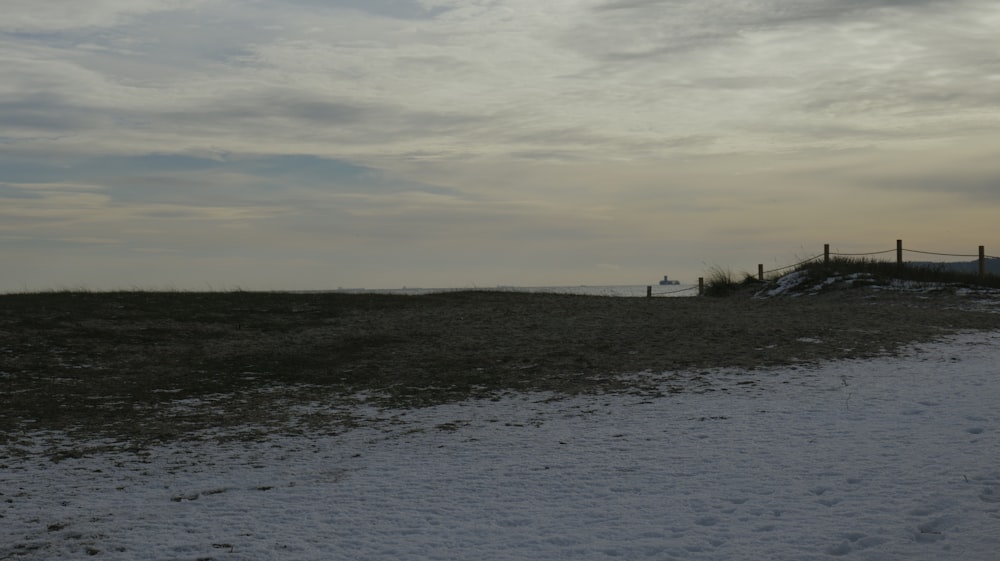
[
  {"left": 755, "top": 271, "right": 1000, "bottom": 300},
  {"left": 4, "top": 332, "right": 1000, "bottom": 560}
]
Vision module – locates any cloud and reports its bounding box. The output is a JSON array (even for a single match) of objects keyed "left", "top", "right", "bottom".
[
  {"left": 0, "top": 152, "right": 463, "bottom": 210},
  {"left": 0, "top": 92, "right": 106, "bottom": 132},
  {"left": 836, "top": 140, "right": 1000, "bottom": 203},
  {"left": 300, "top": 0, "right": 453, "bottom": 20},
  {"left": 0, "top": 0, "right": 203, "bottom": 32},
  {"left": 1, "top": 0, "right": 999, "bottom": 290},
  {"left": 5, "top": 0, "right": 989, "bottom": 165},
  {"left": 592, "top": 0, "right": 945, "bottom": 24},
  {"left": 0, "top": 183, "right": 45, "bottom": 199}
]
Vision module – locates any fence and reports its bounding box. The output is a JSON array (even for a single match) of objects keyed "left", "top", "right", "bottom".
[
  {"left": 646, "top": 283, "right": 701, "bottom": 297},
  {"left": 647, "top": 239, "right": 1000, "bottom": 297},
  {"left": 756, "top": 239, "right": 1000, "bottom": 281}
]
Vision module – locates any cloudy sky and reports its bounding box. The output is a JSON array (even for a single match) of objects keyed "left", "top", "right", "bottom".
[{"left": 2, "top": 0, "right": 999, "bottom": 291}]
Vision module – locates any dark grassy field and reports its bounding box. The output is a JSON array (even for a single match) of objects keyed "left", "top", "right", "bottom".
[{"left": 3, "top": 288, "right": 1000, "bottom": 447}]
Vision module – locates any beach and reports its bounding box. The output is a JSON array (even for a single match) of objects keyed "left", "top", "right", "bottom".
[
  {"left": 3, "top": 286, "right": 1000, "bottom": 560},
  {"left": 3, "top": 286, "right": 1000, "bottom": 444}
]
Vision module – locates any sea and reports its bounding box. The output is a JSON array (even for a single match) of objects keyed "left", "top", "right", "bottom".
[{"left": 329, "top": 284, "right": 699, "bottom": 298}]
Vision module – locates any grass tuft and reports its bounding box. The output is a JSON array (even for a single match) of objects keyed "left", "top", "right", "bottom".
[{"left": 703, "top": 266, "right": 761, "bottom": 297}]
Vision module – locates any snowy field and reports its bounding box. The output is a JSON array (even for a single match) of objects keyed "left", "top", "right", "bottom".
[{"left": 3, "top": 331, "right": 1000, "bottom": 560}]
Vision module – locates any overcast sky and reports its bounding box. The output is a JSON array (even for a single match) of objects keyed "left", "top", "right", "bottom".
[{"left": 3, "top": 0, "right": 999, "bottom": 291}]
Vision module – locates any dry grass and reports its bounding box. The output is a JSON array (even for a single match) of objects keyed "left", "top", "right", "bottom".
[{"left": 3, "top": 288, "right": 1000, "bottom": 447}]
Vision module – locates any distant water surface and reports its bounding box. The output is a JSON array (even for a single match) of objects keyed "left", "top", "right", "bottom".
[{"left": 330, "top": 284, "right": 698, "bottom": 297}]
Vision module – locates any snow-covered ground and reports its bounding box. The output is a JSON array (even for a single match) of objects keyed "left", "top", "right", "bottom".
[
  {"left": 3, "top": 331, "right": 1000, "bottom": 561},
  {"left": 755, "top": 270, "right": 1000, "bottom": 300}
]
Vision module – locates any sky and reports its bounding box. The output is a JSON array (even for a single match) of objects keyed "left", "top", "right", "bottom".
[{"left": 2, "top": 0, "right": 999, "bottom": 291}]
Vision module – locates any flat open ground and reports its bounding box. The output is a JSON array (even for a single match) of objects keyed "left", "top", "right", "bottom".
[
  {"left": 5, "top": 288, "right": 1000, "bottom": 560},
  {"left": 3, "top": 287, "right": 1000, "bottom": 447}
]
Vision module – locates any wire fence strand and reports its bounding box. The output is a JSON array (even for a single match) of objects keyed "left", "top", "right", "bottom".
[
  {"left": 903, "top": 248, "right": 981, "bottom": 258},
  {"left": 651, "top": 285, "right": 699, "bottom": 296},
  {"left": 830, "top": 249, "right": 897, "bottom": 257},
  {"left": 762, "top": 254, "right": 825, "bottom": 276}
]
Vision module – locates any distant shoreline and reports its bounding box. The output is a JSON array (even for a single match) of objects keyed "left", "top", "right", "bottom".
[
  {"left": 2, "top": 284, "right": 699, "bottom": 297},
  {"left": 321, "top": 284, "right": 699, "bottom": 297}
]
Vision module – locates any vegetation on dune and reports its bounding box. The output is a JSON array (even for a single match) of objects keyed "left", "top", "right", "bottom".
[
  {"left": 702, "top": 266, "right": 762, "bottom": 297},
  {"left": 703, "top": 256, "right": 1000, "bottom": 297},
  {"left": 793, "top": 257, "right": 1000, "bottom": 289}
]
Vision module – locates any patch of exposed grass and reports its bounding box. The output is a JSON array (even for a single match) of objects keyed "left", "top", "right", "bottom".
[{"left": 4, "top": 288, "right": 1000, "bottom": 449}]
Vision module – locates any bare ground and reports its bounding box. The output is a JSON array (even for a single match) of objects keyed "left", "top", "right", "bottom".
[{"left": 3, "top": 287, "right": 1000, "bottom": 449}]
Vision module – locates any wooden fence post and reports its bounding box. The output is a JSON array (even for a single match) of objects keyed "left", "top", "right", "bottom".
[
  {"left": 647, "top": 285, "right": 652, "bottom": 298},
  {"left": 897, "top": 239, "right": 903, "bottom": 269},
  {"left": 824, "top": 244, "right": 830, "bottom": 264},
  {"left": 980, "top": 246, "right": 986, "bottom": 277},
  {"left": 698, "top": 277, "right": 704, "bottom": 296},
  {"left": 758, "top": 264, "right": 764, "bottom": 281}
]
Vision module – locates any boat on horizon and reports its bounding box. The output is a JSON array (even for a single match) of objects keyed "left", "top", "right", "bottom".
[{"left": 658, "top": 275, "right": 680, "bottom": 286}]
